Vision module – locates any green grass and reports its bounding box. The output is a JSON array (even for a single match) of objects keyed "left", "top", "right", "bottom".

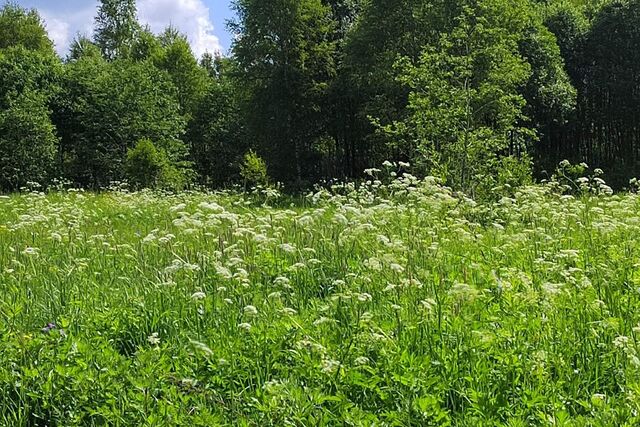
[{"left": 1, "top": 175, "right": 640, "bottom": 426}]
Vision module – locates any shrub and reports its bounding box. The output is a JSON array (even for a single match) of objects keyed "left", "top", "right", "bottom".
[
  {"left": 125, "top": 139, "right": 164, "bottom": 189},
  {"left": 240, "top": 150, "right": 269, "bottom": 189}
]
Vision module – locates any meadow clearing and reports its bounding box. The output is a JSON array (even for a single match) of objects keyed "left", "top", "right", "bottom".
[{"left": 1, "top": 170, "right": 640, "bottom": 426}]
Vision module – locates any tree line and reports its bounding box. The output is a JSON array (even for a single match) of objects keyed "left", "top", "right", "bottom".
[{"left": 0, "top": 0, "right": 639, "bottom": 194}]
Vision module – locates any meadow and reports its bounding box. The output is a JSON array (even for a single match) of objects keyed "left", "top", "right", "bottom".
[{"left": 1, "top": 169, "right": 640, "bottom": 426}]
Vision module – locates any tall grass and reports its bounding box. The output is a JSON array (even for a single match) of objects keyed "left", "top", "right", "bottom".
[{"left": 0, "top": 170, "right": 639, "bottom": 425}]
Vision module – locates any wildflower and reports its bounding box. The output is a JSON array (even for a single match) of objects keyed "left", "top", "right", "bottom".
[
  {"left": 354, "top": 356, "right": 370, "bottom": 366},
  {"left": 190, "top": 340, "right": 214, "bottom": 356},
  {"left": 147, "top": 332, "right": 161, "bottom": 345},
  {"left": 170, "top": 203, "right": 187, "bottom": 212},
  {"left": 421, "top": 299, "right": 437, "bottom": 312},
  {"left": 191, "top": 291, "right": 206, "bottom": 300},
  {"left": 360, "top": 312, "right": 373, "bottom": 323},
  {"left": 279, "top": 243, "right": 296, "bottom": 254},
  {"left": 223, "top": 298, "right": 233, "bottom": 305},
  {"left": 22, "top": 247, "right": 39, "bottom": 256},
  {"left": 321, "top": 359, "right": 341, "bottom": 374},
  {"left": 274, "top": 276, "right": 291, "bottom": 286},
  {"left": 215, "top": 265, "right": 232, "bottom": 279},
  {"left": 313, "top": 317, "right": 334, "bottom": 326},
  {"left": 281, "top": 307, "right": 297, "bottom": 316},
  {"left": 243, "top": 305, "right": 258, "bottom": 316},
  {"left": 384, "top": 283, "right": 396, "bottom": 292},
  {"left": 357, "top": 293, "right": 372, "bottom": 302},
  {"left": 238, "top": 322, "right": 252, "bottom": 331},
  {"left": 389, "top": 263, "right": 404, "bottom": 274},
  {"left": 332, "top": 213, "right": 348, "bottom": 226},
  {"left": 268, "top": 291, "right": 282, "bottom": 300},
  {"left": 541, "top": 282, "right": 564, "bottom": 296},
  {"left": 614, "top": 336, "right": 630, "bottom": 348},
  {"left": 364, "top": 168, "right": 381, "bottom": 176},
  {"left": 448, "top": 283, "right": 479, "bottom": 301}
]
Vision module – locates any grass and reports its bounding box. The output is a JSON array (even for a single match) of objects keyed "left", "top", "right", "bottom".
[{"left": 1, "top": 171, "right": 640, "bottom": 426}]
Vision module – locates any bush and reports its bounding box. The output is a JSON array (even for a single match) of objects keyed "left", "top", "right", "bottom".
[
  {"left": 0, "top": 91, "right": 58, "bottom": 191},
  {"left": 240, "top": 150, "right": 269, "bottom": 189},
  {"left": 125, "top": 139, "right": 164, "bottom": 189}
]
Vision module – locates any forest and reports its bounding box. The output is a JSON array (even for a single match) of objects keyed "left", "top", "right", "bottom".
[{"left": 0, "top": 0, "right": 639, "bottom": 195}]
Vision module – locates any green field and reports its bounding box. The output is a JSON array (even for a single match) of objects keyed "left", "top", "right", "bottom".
[{"left": 1, "top": 175, "right": 640, "bottom": 426}]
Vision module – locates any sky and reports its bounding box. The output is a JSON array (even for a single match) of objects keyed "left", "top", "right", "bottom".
[{"left": 13, "top": 0, "right": 235, "bottom": 57}]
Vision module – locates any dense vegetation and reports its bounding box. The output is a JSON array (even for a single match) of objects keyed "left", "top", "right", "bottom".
[
  {"left": 1, "top": 0, "right": 640, "bottom": 194},
  {"left": 1, "top": 172, "right": 640, "bottom": 425},
  {"left": 4, "top": 1, "right": 640, "bottom": 423}
]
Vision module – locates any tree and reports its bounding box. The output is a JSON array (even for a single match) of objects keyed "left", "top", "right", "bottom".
[
  {"left": 0, "top": 12, "right": 60, "bottom": 191},
  {"left": 386, "top": 0, "right": 535, "bottom": 197},
  {"left": 337, "top": 0, "right": 438, "bottom": 173},
  {"left": 54, "top": 56, "right": 190, "bottom": 187},
  {"left": 230, "top": 0, "right": 336, "bottom": 187},
  {"left": 152, "top": 26, "right": 209, "bottom": 115},
  {"left": 0, "top": 90, "right": 58, "bottom": 191},
  {"left": 130, "top": 27, "right": 162, "bottom": 61},
  {"left": 126, "top": 139, "right": 164, "bottom": 189},
  {"left": 537, "top": 0, "right": 640, "bottom": 186},
  {"left": 188, "top": 75, "right": 247, "bottom": 186},
  {"left": 94, "top": 0, "right": 140, "bottom": 60},
  {"left": 68, "top": 35, "right": 102, "bottom": 61},
  {"left": 0, "top": 2, "right": 55, "bottom": 53}
]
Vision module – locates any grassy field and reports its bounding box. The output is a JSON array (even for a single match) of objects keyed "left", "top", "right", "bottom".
[{"left": 1, "top": 173, "right": 640, "bottom": 426}]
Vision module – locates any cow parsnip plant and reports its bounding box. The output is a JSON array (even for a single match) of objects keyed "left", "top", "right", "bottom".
[{"left": 0, "top": 167, "right": 639, "bottom": 426}]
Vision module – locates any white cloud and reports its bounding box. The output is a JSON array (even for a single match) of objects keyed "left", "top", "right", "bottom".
[
  {"left": 36, "top": 0, "right": 221, "bottom": 58},
  {"left": 40, "top": 6, "right": 96, "bottom": 55},
  {"left": 138, "top": 0, "right": 222, "bottom": 57},
  {"left": 40, "top": 12, "right": 70, "bottom": 52}
]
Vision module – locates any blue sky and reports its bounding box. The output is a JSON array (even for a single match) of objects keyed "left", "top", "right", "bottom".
[{"left": 12, "top": 0, "right": 235, "bottom": 57}]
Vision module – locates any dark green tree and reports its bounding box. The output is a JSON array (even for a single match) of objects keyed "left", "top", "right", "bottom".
[
  {"left": 0, "top": 4, "right": 60, "bottom": 191},
  {"left": 54, "top": 56, "right": 190, "bottom": 187},
  {"left": 230, "top": 0, "right": 336, "bottom": 187},
  {"left": 188, "top": 63, "right": 247, "bottom": 186}
]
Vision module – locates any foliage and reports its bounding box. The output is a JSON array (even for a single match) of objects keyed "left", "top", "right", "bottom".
[
  {"left": 152, "top": 27, "right": 210, "bottom": 115},
  {"left": 385, "top": 1, "right": 535, "bottom": 198},
  {"left": 93, "top": 0, "right": 140, "bottom": 60},
  {"left": 0, "top": 2, "right": 54, "bottom": 53},
  {"left": 0, "top": 45, "right": 60, "bottom": 191},
  {"left": 67, "top": 36, "right": 102, "bottom": 62},
  {"left": 240, "top": 149, "right": 269, "bottom": 188},
  {"left": 188, "top": 73, "right": 247, "bottom": 186},
  {"left": 0, "top": 90, "right": 58, "bottom": 190},
  {"left": 0, "top": 174, "right": 640, "bottom": 424},
  {"left": 54, "top": 56, "right": 190, "bottom": 188},
  {"left": 230, "top": 0, "right": 337, "bottom": 187},
  {"left": 125, "top": 139, "right": 164, "bottom": 189},
  {"left": 2, "top": 0, "right": 640, "bottom": 196}
]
